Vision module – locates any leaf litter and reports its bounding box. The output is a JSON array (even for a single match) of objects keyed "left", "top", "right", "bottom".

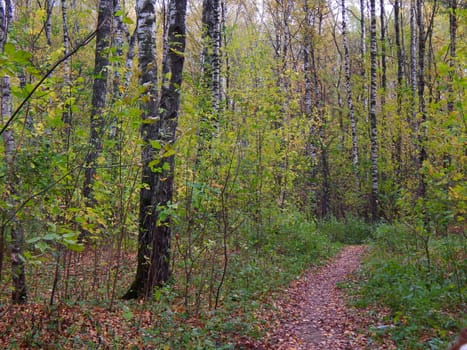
[{"left": 237, "top": 245, "right": 396, "bottom": 349}]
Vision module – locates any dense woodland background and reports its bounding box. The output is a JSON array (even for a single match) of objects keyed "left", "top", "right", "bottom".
[{"left": 0, "top": 0, "right": 465, "bottom": 348}]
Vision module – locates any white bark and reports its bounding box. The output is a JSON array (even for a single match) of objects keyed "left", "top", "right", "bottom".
[
  {"left": 410, "top": 0, "right": 417, "bottom": 129},
  {"left": 45, "top": 0, "right": 54, "bottom": 46},
  {"left": 1, "top": 0, "right": 27, "bottom": 300},
  {"left": 201, "top": 0, "right": 222, "bottom": 119},
  {"left": 342, "top": 0, "right": 359, "bottom": 190},
  {"left": 369, "top": 0, "right": 378, "bottom": 220},
  {"left": 61, "top": 0, "right": 71, "bottom": 133}
]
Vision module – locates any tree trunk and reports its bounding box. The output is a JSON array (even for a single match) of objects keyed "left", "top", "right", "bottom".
[
  {"left": 200, "top": 0, "right": 221, "bottom": 139},
  {"left": 416, "top": 0, "right": 427, "bottom": 198},
  {"left": 109, "top": 0, "right": 127, "bottom": 163},
  {"left": 369, "top": 0, "right": 378, "bottom": 221},
  {"left": 1, "top": 0, "right": 27, "bottom": 305},
  {"left": 393, "top": 0, "right": 403, "bottom": 181},
  {"left": 447, "top": 0, "right": 457, "bottom": 113},
  {"left": 303, "top": 0, "right": 318, "bottom": 207},
  {"left": 341, "top": 0, "right": 359, "bottom": 190},
  {"left": 379, "top": 0, "right": 386, "bottom": 105},
  {"left": 45, "top": 0, "right": 53, "bottom": 46},
  {"left": 359, "top": 0, "right": 367, "bottom": 110},
  {"left": 303, "top": 0, "right": 312, "bottom": 120},
  {"left": 82, "top": 0, "right": 112, "bottom": 206},
  {"left": 410, "top": 0, "right": 417, "bottom": 129},
  {"left": 61, "top": 0, "right": 71, "bottom": 141},
  {"left": 123, "top": 0, "right": 187, "bottom": 300},
  {"left": 2, "top": 78, "right": 28, "bottom": 304}
]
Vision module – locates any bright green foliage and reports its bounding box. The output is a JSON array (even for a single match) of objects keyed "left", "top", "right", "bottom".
[
  {"left": 318, "top": 216, "right": 374, "bottom": 244},
  {"left": 355, "top": 223, "right": 466, "bottom": 348},
  {"left": 0, "top": 0, "right": 465, "bottom": 346}
]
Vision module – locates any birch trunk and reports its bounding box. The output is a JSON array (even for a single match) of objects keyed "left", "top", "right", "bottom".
[
  {"left": 369, "top": 0, "right": 378, "bottom": 220},
  {"left": 379, "top": 0, "right": 386, "bottom": 104},
  {"left": 359, "top": 0, "right": 367, "bottom": 110},
  {"left": 1, "top": 0, "right": 27, "bottom": 304},
  {"left": 61, "top": 0, "right": 71, "bottom": 140},
  {"left": 45, "top": 0, "right": 53, "bottom": 46},
  {"left": 303, "top": 0, "right": 312, "bottom": 120},
  {"left": 122, "top": 0, "right": 159, "bottom": 299},
  {"left": 124, "top": 0, "right": 187, "bottom": 299},
  {"left": 2, "top": 76, "right": 27, "bottom": 303},
  {"left": 393, "top": 0, "right": 403, "bottom": 181},
  {"left": 82, "top": 0, "right": 112, "bottom": 206},
  {"left": 410, "top": 0, "right": 417, "bottom": 129},
  {"left": 109, "top": 0, "right": 126, "bottom": 162},
  {"left": 416, "top": 0, "right": 427, "bottom": 198},
  {"left": 447, "top": 0, "right": 457, "bottom": 113},
  {"left": 201, "top": 0, "right": 221, "bottom": 134},
  {"left": 341, "top": 0, "right": 359, "bottom": 190},
  {"left": 148, "top": 0, "right": 186, "bottom": 289}
]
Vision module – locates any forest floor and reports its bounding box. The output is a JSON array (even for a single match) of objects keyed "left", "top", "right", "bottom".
[
  {"left": 0, "top": 245, "right": 397, "bottom": 349},
  {"left": 238, "top": 245, "right": 396, "bottom": 349}
]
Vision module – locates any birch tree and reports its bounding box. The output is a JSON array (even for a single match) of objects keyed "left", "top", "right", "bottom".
[
  {"left": 393, "top": 0, "right": 403, "bottom": 181},
  {"left": 82, "top": 0, "right": 112, "bottom": 207},
  {"left": 359, "top": 0, "right": 367, "bottom": 109},
  {"left": 341, "top": 0, "right": 359, "bottom": 190},
  {"left": 447, "top": 0, "right": 457, "bottom": 113},
  {"left": 45, "top": 0, "right": 53, "bottom": 46},
  {"left": 61, "top": 0, "right": 71, "bottom": 137},
  {"left": 369, "top": 0, "right": 378, "bottom": 220},
  {"left": 124, "top": 0, "right": 187, "bottom": 299},
  {"left": 416, "top": 0, "right": 427, "bottom": 198},
  {"left": 1, "top": 0, "right": 27, "bottom": 303},
  {"left": 202, "top": 0, "right": 221, "bottom": 115}
]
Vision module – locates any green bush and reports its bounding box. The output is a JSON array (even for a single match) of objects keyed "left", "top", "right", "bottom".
[
  {"left": 355, "top": 222, "right": 466, "bottom": 349},
  {"left": 318, "top": 216, "right": 373, "bottom": 244},
  {"left": 373, "top": 222, "right": 418, "bottom": 254}
]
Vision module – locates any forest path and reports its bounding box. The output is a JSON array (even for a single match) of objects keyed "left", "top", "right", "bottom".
[{"left": 244, "top": 245, "right": 393, "bottom": 349}]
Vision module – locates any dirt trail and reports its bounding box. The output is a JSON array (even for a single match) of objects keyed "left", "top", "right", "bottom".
[{"left": 249, "top": 245, "right": 389, "bottom": 349}]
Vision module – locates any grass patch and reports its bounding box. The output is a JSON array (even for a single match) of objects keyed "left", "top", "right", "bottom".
[{"left": 352, "top": 222, "right": 466, "bottom": 349}]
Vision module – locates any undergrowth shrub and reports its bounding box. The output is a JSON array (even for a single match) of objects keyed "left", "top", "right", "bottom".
[
  {"left": 318, "top": 215, "right": 373, "bottom": 244},
  {"left": 228, "top": 206, "right": 335, "bottom": 300},
  {"left": 144, "top": 205, "right": 339, "bottom": 348},
  {"left": 356, "top": 222, "right": 466, "bottom": 349}
]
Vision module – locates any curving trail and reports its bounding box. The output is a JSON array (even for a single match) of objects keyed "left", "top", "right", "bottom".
[{"left": 243, "top": 245, "right": 394, "bottom": 349}]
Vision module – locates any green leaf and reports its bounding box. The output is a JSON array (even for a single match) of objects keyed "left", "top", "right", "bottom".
[
  {"left": 35, "top": 240, "right": 50, "bottom": 253},
  {"left": 62, "top": 232, "right": 78, "bottom": 239},
  {"left": 27, "top": 236, "right": 42, "bottom": 244},
  {"left": 150, "top": 140, "right": 162, "bottom": 149},
  {"left": 63, "top": 240, "right": 84, "bottom": 252},
  {"left": 43, "top": 233, "right": 60, "bottom": 241},
  {"left": 162, "top": 149, "right": 176, "bottom": 158},
  {"left": 122, "top": 16, "right": 134, "bottom": 25},
  {"left": 122, "top": 306, "right": 134, "bottom": 321}
]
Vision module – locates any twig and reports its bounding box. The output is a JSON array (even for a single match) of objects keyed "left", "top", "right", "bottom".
[{"left": 0, "top": 29, "right": 98, "bottom": 136}]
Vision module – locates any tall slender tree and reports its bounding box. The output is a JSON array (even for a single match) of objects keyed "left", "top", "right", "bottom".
[
  {"left": 379, "top": 0, "right": 386, "bottom": 106},
  {"left": 416, "top": 0, "right": 427, "bottom": 198},
  {"left": 82, "top": 0, "right": 113, "bottom": 207},
  {"left": 359, "top": 0, "right": 367, "bottom": 109},
  {"left": 202, "top": 0, "right": 221, "bottom": 115},
  {"left": 341, "top": 0, "right": 359, "bottom": 190},
  {"left": 447, "top": 0, "right": 457, "bottom": 113},
  {"left": 198, "top": 0, "right": 222, "bottom": 143},
  {"left": 369, "top": 0, "right": 378, "bottom": 220},
  {"left": 124, "top": 0, "right": 187, "bottom": 299},
  {"left": 1, "top": 0, "right": 27, "bottom": 303},
  {"left": 393, "top": 0, "right": 404, "bottom": 181},
  {"left": 61, "top": 0, "right": 71, "bottom": 138},
  {"left": 410, "top": 0, "right": 417, "bottom": 129}
]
